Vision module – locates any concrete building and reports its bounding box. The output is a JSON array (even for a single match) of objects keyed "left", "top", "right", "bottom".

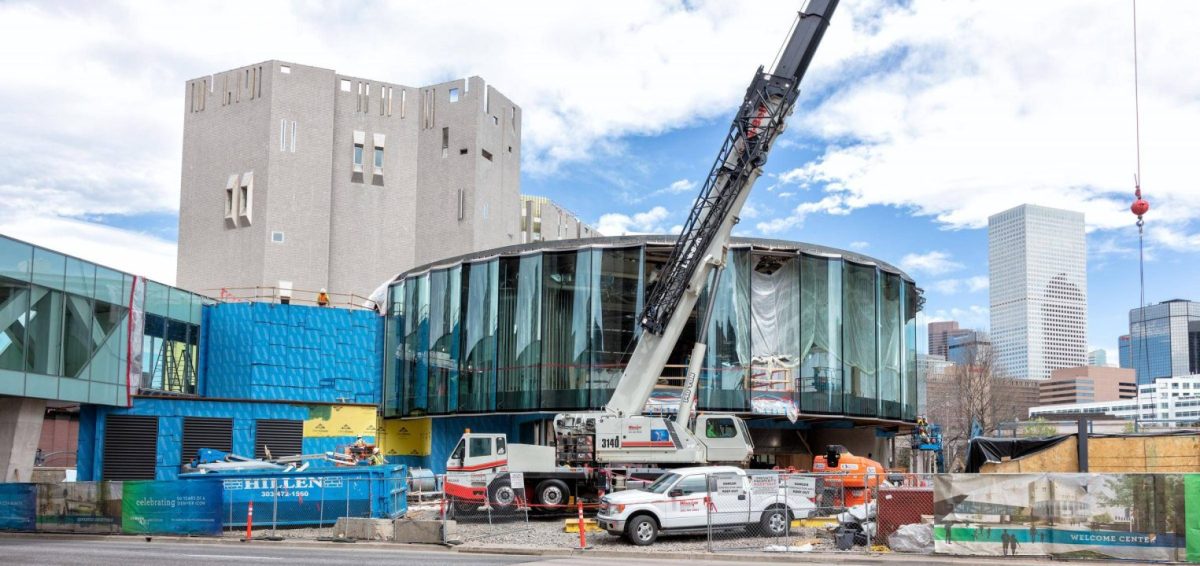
[
  {"left": 177, "top": 61, "right": 525, "bottom": 302},
  {"left": 1038, "top": 366, "right": 1136, "bottom": 406},
  {"left": 988, "top": 204, "right": 1087, "bottom": 379},
  {"left": 1030, "top": 374, "right": 1200, "bottom": 426},
  {"left": 1088, "top": 349, "right": 1108, "bottom": 367},
  {"left": 947, "top": 330, "right": 989, "bottom": 366},
  {"left": 520, "top": 195, "right": 597, "bottom": 243},
  {"left": 1127, "top": 299, "right": 1200, "bottom": 385},
  {"left": 928, "top": 320, "right": 968, "bottom": 358}
]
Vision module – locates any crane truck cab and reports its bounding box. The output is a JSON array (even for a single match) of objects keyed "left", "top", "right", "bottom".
[
  {"left": 444, "top": 431, "right": 591, "bottom": 511},
  {"left": 596, "top": 465, "right": 817, "bottom": 546}
]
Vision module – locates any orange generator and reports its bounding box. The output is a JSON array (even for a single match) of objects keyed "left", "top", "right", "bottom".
[{"left": 812, "top": 445, "right": 883, "bottom": 507}]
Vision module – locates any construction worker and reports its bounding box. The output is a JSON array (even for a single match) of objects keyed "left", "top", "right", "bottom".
[
  {"left": 369, "top": 447, "right": 385, "bottom": 466},
  {"left": 316, "top": 288, "right": 330, "bottom": 307}
]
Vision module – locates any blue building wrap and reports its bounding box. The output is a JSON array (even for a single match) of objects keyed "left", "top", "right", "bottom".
[
  {"left": 78, "top": 302, "right": 386, "bottom": 482},
  {"left": 202, "top": 302, "right": 382, "bottom": 404},
  {"left": 79, "top": 398, "right": 378, "bottom": 481}
]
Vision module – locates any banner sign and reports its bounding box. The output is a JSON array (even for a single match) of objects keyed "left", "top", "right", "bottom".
[
  {"left": 121, "top": 480, "right": 222, "bottom": 535},
  {"left": 36, "top": 482, "right": 123, "bottom": 533},
  {"left": 934, "top": 473, "right": 1185, "bottom": 561},
  {"left": 0, "top": 483, "right": 36, "bottom": 531}
]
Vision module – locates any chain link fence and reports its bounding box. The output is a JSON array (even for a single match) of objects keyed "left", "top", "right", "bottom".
[
  {"left": 703, "top": 471, "right": 936, "bottom": 554},
  {"left": 219, "top": 476, "right": 407, "bottom": 542}
]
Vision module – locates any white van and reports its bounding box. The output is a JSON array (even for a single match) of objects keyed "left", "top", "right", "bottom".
[{"left": 595, "top": 465, "right": 817, "bottom": 545}]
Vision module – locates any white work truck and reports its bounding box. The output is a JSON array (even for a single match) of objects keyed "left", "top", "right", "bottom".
[{"left": 596, "top": 465, "right": 817, "bottom": 545}]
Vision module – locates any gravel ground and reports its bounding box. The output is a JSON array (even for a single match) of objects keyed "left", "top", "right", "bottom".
[{"left": 220, "top": 502, "right": 848, "bottom": 554}]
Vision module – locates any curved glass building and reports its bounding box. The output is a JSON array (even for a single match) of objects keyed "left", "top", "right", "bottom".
[{"left": 383, "top": 236, "right": 922, "bottom": 426}]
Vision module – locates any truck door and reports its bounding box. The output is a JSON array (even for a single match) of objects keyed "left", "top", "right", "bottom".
[
  {"left": 708, "top": 472, "right": 750, "bottom": 526},
  {"left": 664, "top": 474, "right": 710, "bottom": 528},
  {"left": 696, "top": 416, "right": 751, "bottom": 462}
]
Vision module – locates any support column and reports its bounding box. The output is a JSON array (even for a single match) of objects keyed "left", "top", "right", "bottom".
[{"left": 0, "top": 397, "right": 47, "bottom": 482}]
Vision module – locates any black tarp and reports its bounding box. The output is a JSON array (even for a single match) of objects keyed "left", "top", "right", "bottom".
[{"left": 964, "top": 435, "right": 1072, "bottom": 473}]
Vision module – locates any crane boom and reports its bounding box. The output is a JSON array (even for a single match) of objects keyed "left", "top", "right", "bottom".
[{"left": 605, "top": 0, "right": 838, "bottom": 418}]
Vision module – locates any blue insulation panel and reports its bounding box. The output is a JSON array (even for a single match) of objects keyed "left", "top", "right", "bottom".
[{"left": 201, "top": 302, "right": 383, "bottom": 405}]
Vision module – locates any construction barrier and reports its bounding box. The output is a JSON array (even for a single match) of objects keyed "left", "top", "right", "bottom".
[{"left": 0, "top": 480, "right": 223, "bottom": 535}]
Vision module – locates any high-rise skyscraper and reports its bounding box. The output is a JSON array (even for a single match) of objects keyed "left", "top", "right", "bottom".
[
  {"left": 1127, "top": 299, "right": 1200, "bottom": 384},
  {"left": 1119, "top": 334, "right": 1132, "bottom": 368},
  {"left": 1087, "top": 349, "right": 1108, "bottom": 367},
  {"left": 988, "top": 204, "right": 1087, "bottom": 379},
  {"left": 927, "top": 320, "right": 964, "bottom": 358}
]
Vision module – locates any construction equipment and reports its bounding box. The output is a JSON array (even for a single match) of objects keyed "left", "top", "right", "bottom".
[
  {"left": 445, "top": 0, "right": 840, "bottom": 507},
  {"left": 553, "top": 0, "right": 840, "bottom": 467},
  {"left": 909, "top": 415, "right": 944, "bottom": 474},
  {"left": 812, "top": 445, "right": 883, "bottom": 507}
]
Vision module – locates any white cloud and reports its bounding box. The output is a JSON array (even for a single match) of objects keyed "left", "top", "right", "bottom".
[
  {"left": 924, "top": 304, "right": 990, "bottom": 332},
  {"left": 927, "top": 275, "right": 988, "bottom": 295},
  {"left": 756, "top": 195, "right": 849, "bottom": 234},
  {"left": 763, "top": 0, "right": 1200, "bottom": 247},
  {"left": 597, "top": 206, "right": 670, "bottom": 236},
  {"left": 663, "top": 179, "right": 697, "bottom": 195},
  {"left": 849, "top": 241, "right": 870, "bottom": 250},
  {"left": 1, "top": 214, "right": 177, "bottom": 285},
  {"left": 899, "top": 251, "right": 963, "bottom": 276}
]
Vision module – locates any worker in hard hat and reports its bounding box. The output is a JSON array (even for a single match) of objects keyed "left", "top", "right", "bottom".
[
  {"left": 369, "top": 447, "right": 385, "bottom": 466},
  {"left": 316, "top": 288, "right": 330, "bottom": 307}
]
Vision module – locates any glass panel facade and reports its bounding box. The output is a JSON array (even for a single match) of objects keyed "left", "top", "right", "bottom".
[
  {"left": 541, "top": 251, "right": 592, "bottom": 409},
  {"left": 879, "top": 272, "right": 901, "bottom": 419},
  {"left": 384, "top": 242, "right": 920, "bottom": 422},
  {"left": 496, "top": 255, "right": 541, "bottom": 411},
  {"left": 402, "top": 274, "right": 429, "bottom": 415},
  {"left": 459, "top": 261, "right": 497, "bottom": 413},
  {"left": 903, "top": 280, "right": 919, "bottom": 420},
  {"left": 700, "top": 249, "right": 750, "bottom": 411},
  {"left": 383, "top": 281, "right": 404, "bottom": 417},
  {"left": 843, "top": 262, "right": 877, "bottom": 417},
  {"left": 0, "top": 235, "right": 205, "bottom": 403},
  {"left": 427, "top": 267, "right": 461, "bottom": 414},
  {"left": 589, "top": 247, "right": 642, "bottom": 408},
  {"left": 800, "top": 255, "right": 842, "bottom": 413}
]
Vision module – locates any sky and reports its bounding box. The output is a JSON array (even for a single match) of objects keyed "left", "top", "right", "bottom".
[{"left": 1, "top": 0, "right": 1197, "bottom": 363}]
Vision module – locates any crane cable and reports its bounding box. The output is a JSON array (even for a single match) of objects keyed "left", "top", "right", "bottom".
[{"left": 1131, "top": 0, "right": 1149, "bottom": 431}]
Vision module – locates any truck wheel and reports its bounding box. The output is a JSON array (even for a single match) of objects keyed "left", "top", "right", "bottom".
[
  {"left": 488, "top": 479, "right": 517, "bottom": 510},
  {"left": 625, "top": 515, "right": 659, "bottom": 546},
  {"left": 758, "top": 507, "right": 789, "bottom": 538},
  {"left": 535, "top": 479, "right": 569, "bottom": 508}
]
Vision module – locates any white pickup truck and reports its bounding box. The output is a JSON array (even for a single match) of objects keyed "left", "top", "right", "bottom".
[{"left": 596, "top": 465, "right": 817, "bottom": 545}]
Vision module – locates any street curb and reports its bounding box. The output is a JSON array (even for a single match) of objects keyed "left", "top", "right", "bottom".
[{"left": 0, "top": 533, "right": 1173, "bottom": 565}]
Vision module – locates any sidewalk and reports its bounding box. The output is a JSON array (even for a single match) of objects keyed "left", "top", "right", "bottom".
[{"left": 0, "top": 532, "right": 1162, "bottom": 566}]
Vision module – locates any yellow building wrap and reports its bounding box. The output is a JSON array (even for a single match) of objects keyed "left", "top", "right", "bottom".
[
  {"left": 378, "top": 418, "right": 432, "bottom": 456},
  {"left": 304, "top": 405, "right": 378, "bottom": 438}
]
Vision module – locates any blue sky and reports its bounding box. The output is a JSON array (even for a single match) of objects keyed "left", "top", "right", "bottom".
[{"left": 2, "top": 0, "right": 1198, "bottom": 362}]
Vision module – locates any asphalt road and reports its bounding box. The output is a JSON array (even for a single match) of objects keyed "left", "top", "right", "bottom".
[{"left": 0, "top": 537, "right": 818, "bottom": 566}]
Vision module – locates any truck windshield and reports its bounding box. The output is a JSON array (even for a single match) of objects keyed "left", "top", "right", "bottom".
[{"left": 646, "top": 473, "right": 681, "bottom": 494}]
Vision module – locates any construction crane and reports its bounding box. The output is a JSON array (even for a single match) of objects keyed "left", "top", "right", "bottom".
[
  {"left": 443, "top": 1, "right": 840, "bottom": 510},
  {"left": 553, "top": 0, "right": 840, "bottom": 466}
]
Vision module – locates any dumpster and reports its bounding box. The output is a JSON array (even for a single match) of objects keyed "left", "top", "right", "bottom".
[{"left": 180, "top": 464, "right": 406, "bottom": 526}]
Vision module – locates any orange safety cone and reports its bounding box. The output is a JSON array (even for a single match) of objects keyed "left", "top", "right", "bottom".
[{"left": 244, "top": 501, "right": 254, "bottom": 541}]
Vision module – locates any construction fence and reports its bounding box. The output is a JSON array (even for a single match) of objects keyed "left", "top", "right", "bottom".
[{"left": 0, "top": 480, "right": 223, "bottom": 535}]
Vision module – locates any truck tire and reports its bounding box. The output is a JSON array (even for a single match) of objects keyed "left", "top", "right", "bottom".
[
  {"left": 534, "top": 479, "right": 569, "bottom": 508},
  {"left": 758, "top": 506, "right": 790, "bottom": 538},
  {"left": 488, "top": 479, "right": 517, "bottom": 510},
  {"left": 625, "top": 515, "right": 659, "bottom": 546}
]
